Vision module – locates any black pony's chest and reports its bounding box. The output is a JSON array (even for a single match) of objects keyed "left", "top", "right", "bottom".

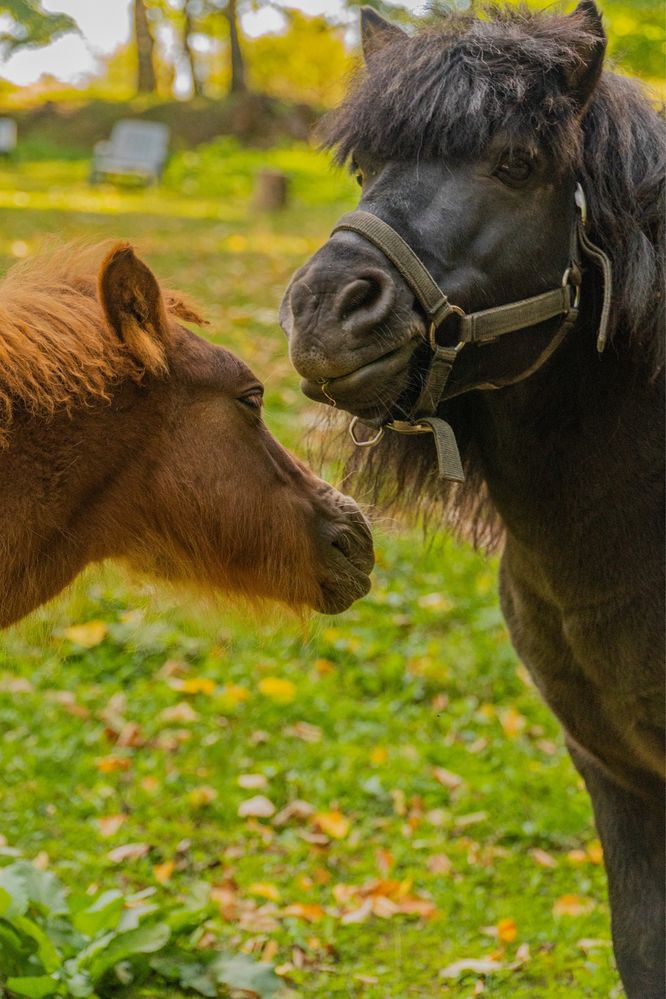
[{"left": 498, "top": 543, "right": 665, "bottom": 788}]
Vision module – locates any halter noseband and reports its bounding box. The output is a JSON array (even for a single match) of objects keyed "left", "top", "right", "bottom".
[{"left": 327, "top": 183, "right": 612, "bottom": 483}]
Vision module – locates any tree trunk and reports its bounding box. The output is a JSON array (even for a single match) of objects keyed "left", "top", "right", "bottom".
[
  {"left": 134, "top": 0, "right": 157, "bottom": 94},
  {"left": 183, "top": 1, "right": 202, "bottom": 97},
  {"left": 225, "top": 0, "right": 246, "bottom": 95}
]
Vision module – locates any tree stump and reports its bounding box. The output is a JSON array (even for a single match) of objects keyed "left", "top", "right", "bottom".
[{"left": 253, "top": 169, "right": 289, "bottom": 211}]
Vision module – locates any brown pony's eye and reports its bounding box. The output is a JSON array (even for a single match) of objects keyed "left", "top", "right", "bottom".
[
  {"left": 239, "top": 388, "right": 263, "bottom": 410},
  {"left": 494, "top": 153, "right": 533, "bottom": 185}
]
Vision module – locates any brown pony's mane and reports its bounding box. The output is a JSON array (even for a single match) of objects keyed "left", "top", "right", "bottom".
[{"left": 0, "top": 242, "right": 204, "bottom": 448}]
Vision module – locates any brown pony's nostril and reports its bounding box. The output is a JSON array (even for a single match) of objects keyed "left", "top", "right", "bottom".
[{"left": 334, "top": 268, "right": 395, "bottom": 336}]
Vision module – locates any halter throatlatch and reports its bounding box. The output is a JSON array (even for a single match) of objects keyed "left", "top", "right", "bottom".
[{"left": 331, "top": 183, "right": 612, "bottom": 483}]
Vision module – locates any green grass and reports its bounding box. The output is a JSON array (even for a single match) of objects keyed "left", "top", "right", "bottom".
[{"left": 0, "top": 140, "right": 618, "bottom": 997}]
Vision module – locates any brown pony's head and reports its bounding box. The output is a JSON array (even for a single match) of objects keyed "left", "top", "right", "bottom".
[{"left": 0, "top": 243, "right": 374, "bottom": 626}]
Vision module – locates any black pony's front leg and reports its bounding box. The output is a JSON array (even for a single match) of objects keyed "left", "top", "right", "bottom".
[{"left": 568, "top": 744, "right": 665, "bottom": 999}]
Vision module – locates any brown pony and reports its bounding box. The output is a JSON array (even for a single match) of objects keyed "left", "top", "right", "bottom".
[{"left": 0, "top": 242, "right": 373, "bottom": 627}]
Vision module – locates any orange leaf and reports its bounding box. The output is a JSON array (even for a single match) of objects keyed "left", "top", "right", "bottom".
[
  {"left": 94, "top": 755, "right": 130, "bottom": 774},
  {"left": 97, "top": 814, "right": 127, "bottom": 838},
  {"left": 312, "top": 810, "right": 350, "bottom": 840},
  {"left": 282, "top": 902, "right": 325, "bottom": 922},
  {"left": 496, "top": 917, "right": 517, "bottom": 942},
  {"left": 553, "top": 894, "right": 595, "bottom": 916},
  {"left": 154, "top": 860, "right": 175, "bottom": 884}
]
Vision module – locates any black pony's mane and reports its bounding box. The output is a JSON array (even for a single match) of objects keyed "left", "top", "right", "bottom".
[{"left": 320, "top": 3, "right": 665, "bottom": 546}]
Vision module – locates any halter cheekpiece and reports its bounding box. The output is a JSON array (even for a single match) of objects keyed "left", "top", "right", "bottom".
[{"left": 327, "top": 183, "right": 612, "bottom": 483}]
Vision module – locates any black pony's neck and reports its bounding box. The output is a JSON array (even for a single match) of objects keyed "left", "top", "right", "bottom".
[{"left": 473, "top": 294, "right": 662, "bottom": 558}]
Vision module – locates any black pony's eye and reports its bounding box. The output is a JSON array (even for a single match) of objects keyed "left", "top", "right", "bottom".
[{"left": 494, "top": 153, "right": 533, "bottom": 185}]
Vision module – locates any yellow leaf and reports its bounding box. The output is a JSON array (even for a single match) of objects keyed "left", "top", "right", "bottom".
[
  {"left": 258, "top": 677, "right": 296, "bottom": 704},
  {"left": 370, "top": 747, "right": 388, "bottom": 765},
  {"left": 499, "top": 706, "right": 526, "bottom": 739},
  {"left": 553, "top": 894, "right": 595, "bottom": 916},
  {"left": 97, "top": 814, "right": 127, "bottom": 838},
  {"left": 312, "top": 810, "right": 350, "bottom": 840},
  {"left": 586, "top": 840, "right": 604, "bottom": 865},
  {"left": 178, "top": 677, "right": 216, "bottom": 696},
  {"left": 282, "top": 902, "right": 325, "bottom": 922},
  {"left": 496, "top": 917, "right": 517, "bottom": 942},
  {"left": 63, "top": 621, "right": 107, "bottom": 649},
  {"left": 154, "top": 860, "right": 175, "bottom": 884},
  {"left": 248, "top": 882, "right": 280, "bottom": 902},
  {"left": 188, "top": 785, "right": 218, "bottom": 808}
]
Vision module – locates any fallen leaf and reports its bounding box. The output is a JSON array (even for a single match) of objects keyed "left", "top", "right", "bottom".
[
  {"left": 499, "top": 706, "right": 526, "bottom": 739},
  {"left": 171, "top": 677, "right": 216, "bottom": 696},
  {"left": 248, "top": 882, "right": 280, "bottom": 902},
  {"left": 107, "top": 842, "right": 150, "bottom": 863},
  {"left": 63, "top": 620, "right": 108, "bottom": 648},
  {"left": 159, "top": 702, "right": 199, "bottom": 724},
  {"left": 553, "top": 894, "right": 595, "bottom": 916},
  {"left": 340, "top": 899, "right": 373, "bottom": 925},
  {"left": 283, "top": 721, "right": 322, "bottom": 742},
  {"left": 312, "top": 810, "right": 350, "bottom": 840},
  {"left": 440, "top": 958, "right": 504, "bottom": 979},
  {"left": 238, "top": 795, "right": 275, "bottom": 819},
  {"left": 282, "top": 902, "right": 325, "bottom": 922},
  {"left": 577, "top": 938, "right": 612, "bottom": 953},
  {"left": 218, "top": 683, "right": 251, "bottom": 708},
  {"left": 496, "top": 917, "right": 517, "bottom": 943},
  {"left": 428, "top": 854, "right": 453, "bottom": 875},
  {"left": 273, "top": 799, "right": 315, "bottom": 826},
  {"left": 94, "top": 755, "right": 130, "bottom": 774},
  {"left": 258, "top": 677, "right": 296, "bottom": 704},
  {"left": 432, "top": 767, "right": 464, "bottom": 791},
  {"left": 586, "top": 840, "right": 603, "bottom": 864},
  {"left": 154, "top": 860, "right": 175, "bottom": 883},
  {"left": 97, "top": 814, "right": 127, "bottom": 838},
  {"left": 238, "top": 773, "right": 268, "bottom": 790},
  {"left": 188, "top": 785, "right": 218, "bottom": 808},
  {"left": 370, "top": 747, "right": 388, "bottom": 765},
  {"left": 529, "top": 847, "right": 557, "bottom": 868}
]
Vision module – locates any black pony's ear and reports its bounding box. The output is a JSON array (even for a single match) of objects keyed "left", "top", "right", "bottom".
[
  {"left": 565, "top": 0, "right": 606, "bottom": 110},
  {"left": 360, "top": 6, "right": 406, "bottom": 60}
]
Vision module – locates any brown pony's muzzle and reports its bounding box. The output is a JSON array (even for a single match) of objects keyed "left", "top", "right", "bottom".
[{"left": 310, "top": 488, "right": 374, "bottom": 614}]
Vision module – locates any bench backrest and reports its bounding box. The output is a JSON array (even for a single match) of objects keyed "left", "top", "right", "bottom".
[{"left": 107, "top": 120, "right": 170, "bottom": 165}]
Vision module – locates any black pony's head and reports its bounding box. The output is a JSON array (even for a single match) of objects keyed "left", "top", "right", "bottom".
[{"left": 280, "top": 1, "right": 664, "bottom": 424}]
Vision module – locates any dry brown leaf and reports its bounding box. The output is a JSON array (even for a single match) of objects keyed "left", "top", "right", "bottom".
[
  {"left": 97, "top": 814, "right": 127, "bottom": 838},
  {"left": 107, "top": 842, "right": 150, "bottom": 863},
  {"left": 440, "top": 958, "right": 504, "bottom": 979},
  {"left": 282, "top": 721, "right": 322, "bottom": 743},
  {"left": 282, "top": 902, "right": 326, "bottom": 922},
  {"left": 529, "top": 847, "right": 557, "bottom": 868},
  {"left": 159, "top": 702, "right": 199, "bottom": 724},
  {"left": 312, "top": 810, "right": 350, "bottom": 840},
  {"left": 553, "top": 894, "right": 595, "bottom": 916},
  {"left": 238, "top": 795, "right": 275, "bottom": 819},
  {"left": 273, "top": 799, "right": 315, "bottom": 826},
  {"left": 238, "top": 773, "right": 268, "bottom": 790},
  {"left": 428, "top": 854, "right": 453, "bottom": 875},
  {"left": 432, "top": 766, "right": 464, "bottom": 791}
]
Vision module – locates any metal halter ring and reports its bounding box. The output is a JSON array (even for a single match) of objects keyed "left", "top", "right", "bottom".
[
  {"left": 349, "top": 416, "right": 385, "bottom": 447},
  {"left": 428, "top": 303, "right": 466, "bottom": 350}
]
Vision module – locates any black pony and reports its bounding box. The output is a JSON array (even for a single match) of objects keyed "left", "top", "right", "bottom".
[{"left": 280, "top": 2, "right": 665, "bottom": 995}]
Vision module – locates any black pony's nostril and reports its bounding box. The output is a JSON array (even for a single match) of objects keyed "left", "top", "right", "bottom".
[
  {"left": 333, "top": 267, "right": 395, "bottom": 336},
  {"left": 338, "top": 278, "right": 382, "bottom": 321}
]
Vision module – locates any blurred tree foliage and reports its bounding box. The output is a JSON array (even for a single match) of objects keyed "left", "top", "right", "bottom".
[{"left": 0, "top": 0, "right": 76, "bottom": 55}]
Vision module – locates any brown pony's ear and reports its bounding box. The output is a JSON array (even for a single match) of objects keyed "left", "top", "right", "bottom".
[
  {"left": 98, "top": 243, "right": 169, "bottom": 376},
  {"left": 360, "top": 6, "right": 406, "bottom": 60},
  {"left": 565, "top": 0, "right": 606, "bottom": 111}
]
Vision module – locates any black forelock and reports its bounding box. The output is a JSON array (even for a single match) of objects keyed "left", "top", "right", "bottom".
[{"left": 320, "top": 5, "right": 603, "bottom": 167}]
